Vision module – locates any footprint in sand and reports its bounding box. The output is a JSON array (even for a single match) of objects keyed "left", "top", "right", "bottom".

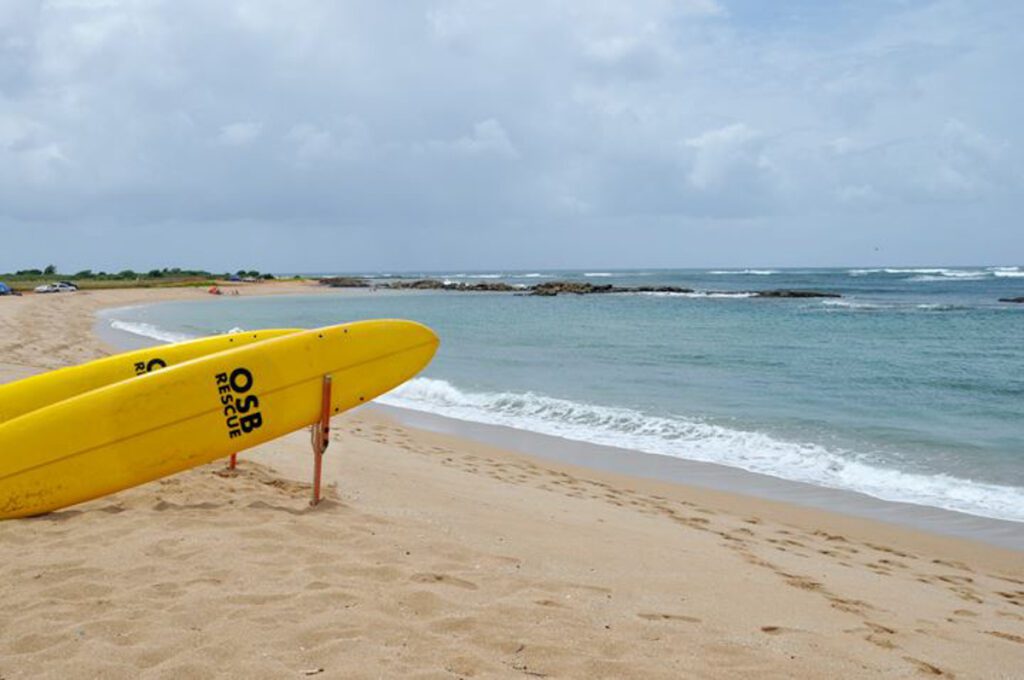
[
  {"left": 637, "top": 613, "right": 701, "bottom": 623},
  {"left": 995, "top": 590, "right": 1024, "bottom": 606},
  {"left": 985, "top": 630, "right": 1024, "bottom": 644},
  {"left": 779, "top": 572, "right": 823, "bottom": 591},
  {"left": 902, "top": 656, "right": 948, "bottom": 676},
  {"left": 410, "top": 573, "right": 479, "bottom": 590},
  {"left": 759, "top": 625, "right": 801, "bottom": 635}
]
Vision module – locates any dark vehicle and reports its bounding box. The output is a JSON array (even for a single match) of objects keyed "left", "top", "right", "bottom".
[{"left": 0, "top": 282, "right": 13, "bottom": 296}]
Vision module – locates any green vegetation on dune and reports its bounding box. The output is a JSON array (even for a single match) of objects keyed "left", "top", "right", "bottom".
[{"left": 0, "top": 266, "right": 280, "bottom": 292}]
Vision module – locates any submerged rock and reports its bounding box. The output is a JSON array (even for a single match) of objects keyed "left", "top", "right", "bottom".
[
  {"left": 752, "top": 289, "right": 842, "bottom": 299},
  {"left": 998, "top": 296, "right": 1024, "bottom": 303},
  {"left": 631, "top": 286, "right": 696, "bottom": 294},
  {"left": 390, "top": 279, "right": 519, "bottom": 292},
  {"left": 527, "top": 281, "right": 695, "bottom": 296},
  {"left": 319, "top": 277, "right": 369, "bottom": 287},
  {"left": 530, "top": 281, "right": 617, "bottom": 296},
  {"left": 317, "top": 277, "right": 841, "bottom": 299}
]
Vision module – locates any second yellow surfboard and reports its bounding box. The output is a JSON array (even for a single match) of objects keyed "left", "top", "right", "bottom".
[
  {"left": 0, "top": 329, "right": 299, "bottom": 423},
  {"left": 0, "top": 319, "right": 439, "bottom": 519}
]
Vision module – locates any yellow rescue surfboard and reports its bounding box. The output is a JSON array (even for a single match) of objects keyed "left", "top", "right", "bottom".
[
  {"left": 0, "top": 319, "right": 439, "bottom": 519},
  {"left": 0, "top": 329, "right": 299, "bottom": 423}
]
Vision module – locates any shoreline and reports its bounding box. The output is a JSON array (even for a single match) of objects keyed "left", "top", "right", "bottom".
[
  {"left": 3, "top": 285, "right": 1022, "bottom": 678},
  {"left": 95, "top": 292, "right": 1024, "bottom": 551},
  {"left": 374, "top": 405, "right": 1024, "bottom": 552}
]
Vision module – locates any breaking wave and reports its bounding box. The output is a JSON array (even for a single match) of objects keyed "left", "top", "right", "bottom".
[
  {"left": 709, "top": 269, "right": 779, "bottom": 275},
  {"left": 380, "top": 378, "right": 1024, "bottom": 522},
  {"left": 109, "top": 320, "right": 196, "bottom": 344},
  {"left": 849, "top": 267, "right": 1010, "bottom": 281}
]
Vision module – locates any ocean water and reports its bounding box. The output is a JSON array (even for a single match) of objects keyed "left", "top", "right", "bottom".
[{"left": 100, "top": 267, "right": 1024, "bottom": 522}]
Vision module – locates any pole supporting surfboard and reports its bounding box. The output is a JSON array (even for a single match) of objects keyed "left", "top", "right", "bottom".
[{"left": 311, "top": 375, "right": 333, "bottom": 506}]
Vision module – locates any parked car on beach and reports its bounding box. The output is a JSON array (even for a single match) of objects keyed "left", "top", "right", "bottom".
[
  {"left": 34, "top": 282, "right": 78, "bottom": 294},
  {"left": 0, "top": 282, "right": 13, "bottom": 296}
]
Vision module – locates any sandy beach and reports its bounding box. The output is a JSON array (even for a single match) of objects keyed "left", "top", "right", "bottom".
[{"left": 1, "top": 285, "right": 1022, "bottom": 679}]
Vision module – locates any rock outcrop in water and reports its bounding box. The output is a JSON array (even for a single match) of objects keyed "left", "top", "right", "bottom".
[
  {"left": 998, "top": 296, "right": 1024, "bottom": 303},
  {"left": 317, "top": 277, "right": 841, "bottom": 299},
  {"left": 528, "top": 281, "right": 697, "bottom": 296},
  {"left": 392, "top": 279, "right": 520, "bottom": 292},
  {"left": 319, "top": 277, "right": 370, "bottom": 288},
  {"left": 751, "top": 289, "right": 842, "bottom": 299}
]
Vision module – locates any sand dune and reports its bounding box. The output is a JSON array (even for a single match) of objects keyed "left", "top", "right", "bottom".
[{"left": 1, "top": 286, "right": 1021, "bottom": 678}]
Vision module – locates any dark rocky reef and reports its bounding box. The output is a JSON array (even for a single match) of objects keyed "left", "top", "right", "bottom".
[
  {"left": 998, "top": 296, "right": 1024, "bottom": 303},
  {"left": 528, "top": 281, "right": 840, "bottom": 298},
  {"left": 319, "top": 276, "right": 370, "bottom": 288},
  {"left": 529, "top": 281, "right": 696, "bottom": 296},
  {"left": 751, "top": 289, "right": 842, "bottom": 299},
  {"left": 390, "top": 279, "right": 519, "bottom": 292},
  {"left": 317, "top": 277, "right": 841, "bottom": 299}
]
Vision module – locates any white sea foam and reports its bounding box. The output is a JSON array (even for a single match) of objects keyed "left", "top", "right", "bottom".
[
  {"left": 109, "top": 320, "right": 196, "bottom": 344},
  {"left": 820, "top": 299, "right": 887, "bottom": 310},
  {"left": 584, "top": 272, "right": 613, "bottom": 277},
  {"left": 930, "top": 270, "right": 988, "bottom": 278},
  {"left": 993, "top": 269, "right": 1024, "bottom": 278},
  {"left": 916, "top": 303, "right": 970, "bottom": 311},
  {"left": 379, "top": 378, "right": 1024, "bottom": 522},
  {"left": 821, "top": 300, "right": 972, "bottom": 312},
  {"left": 850, "top": 268, "right": 994, "bottom": 280},
  {"left": 709, "top": 269, "right": 779, "bottom": 275},
  {"left": 639, "top": 291, "right": 756, "bottom": 299},
  {"left": 910, "top": 274, "right": 987, "bottom": 282},
  {"left": 517, "top": 273, "right": 550, "bottom": 278},
  {"left": 886, "top": 268, "right": 953, "bottom": 274}
]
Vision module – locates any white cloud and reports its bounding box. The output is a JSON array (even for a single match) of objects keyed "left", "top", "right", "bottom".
[
  {"left": 283, "top": 117, "right": 370, "bottom": 166},
  {"left": 426, "top": 5, "right": 470, "bottom": 43},
  {"left": 684, "top": 123, "right": 764, "bottom": 190},
  {"left": 217, "top": 121, "right": 262, "bottom": 146},
  {"left": 285, "top": 124, "right": 335, "bottom": 163},
  {"left": 678, "top": 0, "right": 726, "bottom": 17},
  {"left": 836, "top": 184, "right": 880, "bottom": 206},
  {"left": 427, "top": 119, "right": 520, "bottom": 159}
]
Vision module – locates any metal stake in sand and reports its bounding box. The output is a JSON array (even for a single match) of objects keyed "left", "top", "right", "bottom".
[{"left": 310, "top": 375, "right": 333, "bottom": 506}]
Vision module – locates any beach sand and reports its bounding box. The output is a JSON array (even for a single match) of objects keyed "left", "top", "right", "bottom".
[{"left": 1, "top": 285, "right": 1022, "bottom": 678}]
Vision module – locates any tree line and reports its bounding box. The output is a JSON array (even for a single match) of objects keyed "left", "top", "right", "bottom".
[{"left": 2, "top": 267, "right": 276, "bottom": 281}]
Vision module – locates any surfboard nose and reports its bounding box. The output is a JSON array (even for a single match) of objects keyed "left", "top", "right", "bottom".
[
  {"left": 393, "top": 319, "right": 440, "bottom": 369},
  {"left": 335, "top": 319, "right": 439, "bottom": 377},
  {"left": 406, "top": 320, "right": 440, "bottom": 352},
  {"left": 365, "top": 319, "right": 439, "bottom": 352}
]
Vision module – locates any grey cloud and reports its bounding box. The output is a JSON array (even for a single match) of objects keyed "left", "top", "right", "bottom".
[{"left": 0, "top": 0, "right": 1021, "bottom": 270}]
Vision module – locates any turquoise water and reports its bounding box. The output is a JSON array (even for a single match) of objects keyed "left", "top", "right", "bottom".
[{"left": 102, "top": 267, "right": 1024, "bottom": 521}]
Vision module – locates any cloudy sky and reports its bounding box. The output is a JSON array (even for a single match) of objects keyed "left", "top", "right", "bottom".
[{"left": 1, "top": 0, "right": 1021, "bottom": 273}]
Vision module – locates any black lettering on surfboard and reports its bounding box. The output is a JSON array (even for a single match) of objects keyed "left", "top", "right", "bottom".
[
  {"left": 134, "top": 357, "right": 168, "bottom": 376},
  {"left": 215, "top": 367, "right": 264, "bottom": 439}
]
